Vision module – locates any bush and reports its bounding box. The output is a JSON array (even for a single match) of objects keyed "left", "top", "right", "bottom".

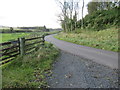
[{"left": 77, "top": 7, "right": 120, "bottom": 31}]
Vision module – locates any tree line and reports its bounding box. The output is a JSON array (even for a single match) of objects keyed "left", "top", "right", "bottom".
[
  {"left": 56, "top": 0, "right": 120, "bottom": 32},
  {"left": 18, "top": 25, "right": 46, "bottom": 30},
  {"left": 87, "top": 0, "right": 120, "bottom": 14}
]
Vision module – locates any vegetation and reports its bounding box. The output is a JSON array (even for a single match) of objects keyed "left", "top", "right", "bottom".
[
  {"left": 18, "top": 26, "right": 46, "bottom": 30},
  {"left": 0, "top": 26, "right": 46, "bottom": 32},
  {"left": 10, "top": 27, "right": 14, "bottom": 32},
  {"left": 55, "top": 1, "right": 119, "bottom": 52},
  {"left": 1, "top": 31, "right": 60, "bottom": 43},
  {"left": 1, "top": 0, "right": 119, "bottom": 88},
  {"left": 56, "top": 0, "right": 79, "bottom": 32},
  {"left": 44, "top": 31, "right": 61, "bottom": 36},
  {"left": 78, "top": 7, "right": 120, "bottom": 30},
  {"left": 1, "top": 33, "right": 31, "bottom": 43},
  {"left": 87, "top": 1, "right": 119, "bottom": 14},
  {"left": 1, "top": 30, "right": 60, "bottom": 88},
  {"left": 55, "top": 27, "right": 118, "bottom": 52},
  {"left": 57, "top": 0, "right": 119, "bottom": 32},
  {"left": 2, "top": 43, "right": 59, "bottom": 88}
]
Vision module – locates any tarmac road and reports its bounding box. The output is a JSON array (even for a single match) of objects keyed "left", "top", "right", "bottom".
[{"left": 45, "top": 34, "right": 118, "bottom": 69}]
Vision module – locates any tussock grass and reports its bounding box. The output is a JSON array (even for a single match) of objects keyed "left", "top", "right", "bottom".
[
  {"left": 2, "top": 43, "right": 59, "bottom": 88},
  {"left": 55, "top": 27, "right": 118, "bottom": 52}
]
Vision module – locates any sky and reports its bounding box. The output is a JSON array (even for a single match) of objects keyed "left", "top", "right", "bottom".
[{"left": 0, "top": 0, "right": 91, "bottom": 28}]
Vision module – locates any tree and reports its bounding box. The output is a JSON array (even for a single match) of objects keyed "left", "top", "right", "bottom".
[
  {"left": 55, "top": 0, "right": 69, "bottom": 32},
  {"left": 87, "top": 0, "right": 118, "bottom": 15},
  {"left": 81, "top": 0, "right": 84, "bottom": 29},
  {"left": 74, "top": 1, "right": 79, "bottom": 29},
  {"left": 87, "top": 2, "right": 98, "bottom": 14},
  {"left": 10, "top": 27, "right": 13, "bottom": 32},
  {"left": 73, "top": 11, "right": 77, "bottom": 30},
  {"left": 55, "top": 0, "right": 79, "bottom": 32},
  {"left": 43, "top": 25, "right": 46, "bottom": 29}
]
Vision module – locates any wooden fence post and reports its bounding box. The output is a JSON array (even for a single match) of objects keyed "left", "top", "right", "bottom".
[{"left": 19, "top": 37, "right": 25, "bottom": 56}]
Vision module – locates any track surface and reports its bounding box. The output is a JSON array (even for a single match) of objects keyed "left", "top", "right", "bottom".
[
  {"left": 46, "top": 51, "right": 118, "bottom": 88},
  {"left": 45, "top": 34, "right": 118, "bottom": 69}
]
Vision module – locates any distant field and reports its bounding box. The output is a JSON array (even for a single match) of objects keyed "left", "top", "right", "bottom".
[
  {"left": 0, "top": 31, "right": 60, "bottom": 43},
  {"left": 55, "top": 27, "right": 118, "bottom": 52},
  {"left": 1, "top": 33, "right": 31, "bottom": 43}
]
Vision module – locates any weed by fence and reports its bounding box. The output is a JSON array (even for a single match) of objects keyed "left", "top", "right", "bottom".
[{"left": 0, "top": 35, "right": 45, "bottom": 65}]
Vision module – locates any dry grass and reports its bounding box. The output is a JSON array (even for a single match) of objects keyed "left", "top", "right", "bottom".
[{"left": 55, "top": 27, "right": 118, "bottom": 52}]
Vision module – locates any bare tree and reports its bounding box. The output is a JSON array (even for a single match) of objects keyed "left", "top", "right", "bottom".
[
  {"left": 81, "top": 0, "right": 84, "bottom": 29},
  {"left": 55, "top": 0, "right": 69, "bottom": 32},
  {"left": 69, "top": 0, "right": 74, "bottom": 31},
  {"left": 74, "top": 1, "right": 79, "bottom": 30},
  {"left": 55, "top": 0, "right": 80, "bottom": 32}
]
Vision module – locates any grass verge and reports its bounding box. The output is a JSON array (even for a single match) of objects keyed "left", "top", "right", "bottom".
[
  {"left": 55, "top": 27, "right": 118, "bottom": 52},
  {"left": 2, "top": 43, "right": 59, "bottom": 88}
]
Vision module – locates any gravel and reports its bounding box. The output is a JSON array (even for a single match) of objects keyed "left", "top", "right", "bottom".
[{"left": 46, "top": 50, "right": 118, "bottom": 88}]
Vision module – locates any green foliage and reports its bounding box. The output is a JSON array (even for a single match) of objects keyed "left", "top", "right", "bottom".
[
  {"left": 55, "top": 27, "right": 118, "bottom": 52},
  {"left": 87, "top": 2, "right": 98, "bottom": 14},
  {"left": 10, "top": 27, "right": 13, "bottom": 32},
  {"left": 61, "top": 17, "right": 77, "bottom": 32},
  {"left": 78, "top": 7, "right": 120, "bottom": 31},
  {"left": 44, "top": 31, "right": 61, "bottom": 36},
  {"left": 87, "top": 1, "right": 117, "bottom": 14},
  {"left": 2, "top": 43, "right": 59, "bottom": 88}
]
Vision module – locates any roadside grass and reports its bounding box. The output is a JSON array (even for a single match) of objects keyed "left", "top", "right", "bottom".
[
  {"left": 55, "top": 27, "right": 118, "bottom": 52},
  {"left": 2, "top": 43, "right": 59, "bottom": 88},
  {"left": 43, "top": 31, "right": 61, "bottom": 36}
]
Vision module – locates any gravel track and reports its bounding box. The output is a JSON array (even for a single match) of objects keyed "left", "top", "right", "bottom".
[{"left": 47, "top": 51, "right": 118, "bottom": 88}]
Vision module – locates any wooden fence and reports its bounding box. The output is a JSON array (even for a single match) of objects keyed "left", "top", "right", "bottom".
[{"left": 0, "top": 35, "right": 45, "bottom": 65}]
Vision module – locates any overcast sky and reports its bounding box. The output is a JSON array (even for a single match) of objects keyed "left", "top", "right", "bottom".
[{"left": 0, "top": 0, "right": 91, "bottom": 28}]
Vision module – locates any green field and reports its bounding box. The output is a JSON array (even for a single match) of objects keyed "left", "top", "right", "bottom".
[
  {"left": 0, "top": 31, "right": 60, "bottom": 43},
  {"left": 1, "top": 33, "right": 31, "bottom": 43},
  {"left": 55, "top": 27, "right": 118, "bottom": 52}
]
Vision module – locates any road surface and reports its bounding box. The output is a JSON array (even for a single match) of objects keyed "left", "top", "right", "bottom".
[
  {"left": 45, "top": 34, "right": 118, "bottom": 69},
  {"left": 46, "top": 51, "right": 118, "bottom": 88}
]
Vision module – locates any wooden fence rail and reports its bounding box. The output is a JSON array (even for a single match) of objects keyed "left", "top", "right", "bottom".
[{"left": 0, "top": 35, "right": 45, "bottom": 65}]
